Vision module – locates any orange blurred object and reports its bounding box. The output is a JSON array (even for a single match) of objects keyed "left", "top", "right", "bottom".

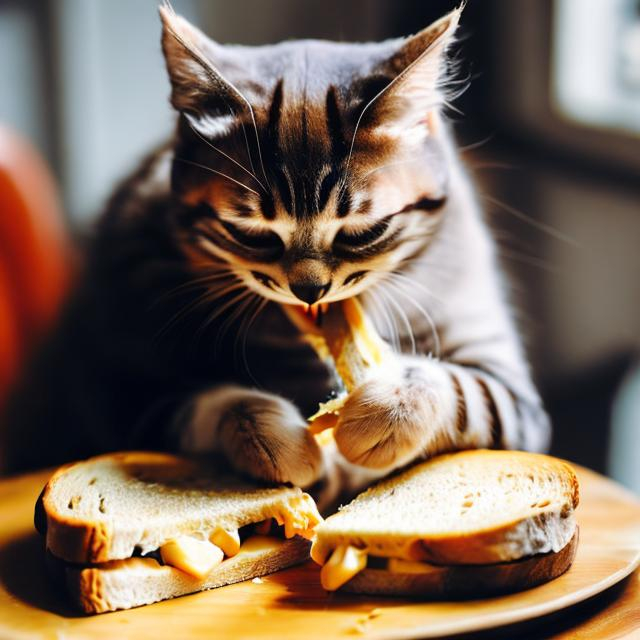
[{"left": 0, "top": 126, "right": 71, "bottom": 404}]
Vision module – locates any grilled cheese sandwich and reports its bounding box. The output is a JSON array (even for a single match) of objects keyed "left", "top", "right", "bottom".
[{"left": 35, "top": 452, "right": 322, "bottom": 612}]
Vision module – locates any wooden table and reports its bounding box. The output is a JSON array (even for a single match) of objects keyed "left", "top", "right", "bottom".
[{"left": 1, "top": 464, "right": 639, "bottom": 639}]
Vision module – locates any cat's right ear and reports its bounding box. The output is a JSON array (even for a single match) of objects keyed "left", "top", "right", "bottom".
[{"left": 159, "top": 5, "right": 244, "bottom": 136}]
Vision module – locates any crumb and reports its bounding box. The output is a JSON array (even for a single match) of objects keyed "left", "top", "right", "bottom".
[
  {"left": 252, "top": 577, "right": 264, "bottom": 584},
  {"left": 348, "top": 622, "right": 367, "bottom": 635}
]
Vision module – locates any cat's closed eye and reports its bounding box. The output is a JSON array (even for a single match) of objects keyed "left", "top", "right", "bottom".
[
  {"left": 333, "top": 217, "right": 392, "bottom": 250},
  {"left": 219, "top": 219, "right": 283, "bottom": 253}
]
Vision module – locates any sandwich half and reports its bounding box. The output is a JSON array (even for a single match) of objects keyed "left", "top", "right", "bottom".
[
  {"left": 35, "top": 451, "right": 322, "bottom": 613},
  {"left": 311, "top": 449, "right": 579, "bottom": 597}
]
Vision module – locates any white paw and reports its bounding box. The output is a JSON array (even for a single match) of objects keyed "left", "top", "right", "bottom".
[
  {"left": 180, "top": 386, "right": 323, "bottom": 487},
  {"left": 334, "top": 358, "right": 455, "bottom": 469}
]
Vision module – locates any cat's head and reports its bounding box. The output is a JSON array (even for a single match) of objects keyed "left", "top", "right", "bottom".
[{"left": 160, "top": 5, "right": 460, "bottom": 306}]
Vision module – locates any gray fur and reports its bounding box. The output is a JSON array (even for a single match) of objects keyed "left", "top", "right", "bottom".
[{"left": 1, "top": 8, "right": 549, "bottom": 506}]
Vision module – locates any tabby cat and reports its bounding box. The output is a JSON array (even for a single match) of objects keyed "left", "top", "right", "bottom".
[{"left": 2, "top": 6, "right": 550, "bottom": 504}]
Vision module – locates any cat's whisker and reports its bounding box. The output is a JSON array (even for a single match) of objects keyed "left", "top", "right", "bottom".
[
  {"left": 388, "top": 271, "right": 445, "bottom": 305},
  {"left": 220, "top": 297, "right": 258, "bottom": 353},
  {"left": 366, "top": 288, "right": 401, "bottom": 353},
  {"left": 168, "top": 283, "right": 246, "bottom": 337},
  {"left": 481, "top": 194, "right": 579, "bottom": 247},
  {"left": 247, "top": 112, "right": 270, "bottom": 190},
  {"left": 386, "top": 270, "right": 438, "bottom": 305},
  {"left": 382, "top": 278, "right": 441, "bottom": 358},
  {"left": 211, "top": 289, "right": 257, "bottom": 354},
  {"left": 175, "top": 157, "right": 260, "bottom": 196},
  {"left": 156, "top": 281, "right": 246, "bottom": 341},
  {"left": 231, "top": 92, "right": 270, "bottom": 190},
  {"left": 394, "top": 254, "right": 452, "bottom": 281},
  {"left": 497, "top": 249, "right": 559, "bottom": 274},
  {"left": 362, "top": 291, "right": 396, "bottom": 351},
  {"left": 234, "top": 107, "right": 258, "bottom": 181},
  {"left": 199, "top": 288, "right": 255, "bottom": 343},
  {"left": 360, "top": 157, "right": 423, "bottom": 181},
  {"left": 442, "top": 98, "right": 465, "bottom": 116},
  {"left": 337, "top": 58, "right": 414, "bottom": 202},
  {"left": 198, "top": 63, "right": 270, "bottom": 190},
  {"left": 213, "top": 297, "right": 254, "bottom": 360},
  {"left": 154, "top": 270, "right": 236, "bottom": 305},
  {"left": 378, "top": 284, "right": 417, "bottom": 356},
  {"left": 232, "top": 295, "right": 259, "bottom": 380},
  {"left": 458, "top": 133, "right": 495, "bottom": 154},
  {"left": 186, "top": 118, "right": 267, "bottom": 193},
  {"left": 235, "top": 296, "right": 268, "bottom": 386}
]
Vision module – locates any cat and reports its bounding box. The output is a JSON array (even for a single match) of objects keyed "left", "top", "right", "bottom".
[{"left": 1, "top": 6, "right": 550, "bottom": 506}]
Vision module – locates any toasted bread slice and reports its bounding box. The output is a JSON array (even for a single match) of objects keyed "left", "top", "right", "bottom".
[
  {"left": 283, "top": 298, "right": 390, "bottom": 433},
  {"left": 342, "top": 530, "right": 578, "bottom": 598},
  {"left": 311, "top": 450, "right": 579, "bottom": 571},
  {"left": 36, "top": 452, "right": 321, "bottom": 564},
  {"left": 54, "top": 535, "right": 310, "bottom": 614}
]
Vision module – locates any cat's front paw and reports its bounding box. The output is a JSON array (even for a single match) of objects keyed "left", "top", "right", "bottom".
[
  {"left": 218, "top": 391, "right": 324, "bottom": 487},
  {"left": 334, "top": 358, "right": 455, "bottom": 469},
  {"left": 180, "top": 387, "right": 323, "bottom": 487}
]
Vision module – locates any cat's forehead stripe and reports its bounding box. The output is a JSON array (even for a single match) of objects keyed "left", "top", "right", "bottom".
[
  {"left": 256, "top": 77, "right": 358, "bottom": 221},
  {"left": 325, "top": 85, "right": 347, "bottom": 160}
]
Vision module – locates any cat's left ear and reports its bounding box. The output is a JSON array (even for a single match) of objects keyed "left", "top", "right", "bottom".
[{"left": 371, "top": 7, "right": 462, "bottom": 135}]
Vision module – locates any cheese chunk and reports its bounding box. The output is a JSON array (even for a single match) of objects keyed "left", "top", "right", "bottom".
[
  {"left": 320, "top": 545, "right": 367, "bottom": 591},
  {"left": 160, "top": 537, "right": 223, "bottom": 579},
  {"left": 387, "top": 557, "right": 438, "bottom": 574},
  {"left": 239, "top": 535, "right": 284, "bottom": 554},
  {"left": 276, "top": 493, "right": 323, "bottom": 540},
  {"left": 210, "top": 527, "right": 241, "bottom": 557}
]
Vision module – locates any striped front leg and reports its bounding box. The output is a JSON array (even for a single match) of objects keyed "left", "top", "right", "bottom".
[{"left": 333, "top": 354, "right": 550, "bottom": 471}]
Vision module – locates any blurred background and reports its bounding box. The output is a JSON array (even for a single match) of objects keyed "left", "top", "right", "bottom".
[{"left": 0, "top": 0, "right": 638, "bottom": 488}]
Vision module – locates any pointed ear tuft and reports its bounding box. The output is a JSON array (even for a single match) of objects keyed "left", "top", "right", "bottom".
[
  {"left": 159, "top": 6, "right": 244, "bottom": 135},
  {"left": 393, "top": 6, "right": 461, "bottom": 77},
  {"left": 370, "top": 6, "right": 462, "bottom": 133}
]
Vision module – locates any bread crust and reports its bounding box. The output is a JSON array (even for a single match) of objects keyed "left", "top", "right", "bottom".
[
  {"left": 61, "top": 537, "right": 311, "bottom": 613},
  {"left": 39, "top": 451, "right": 319, "bottom": 563},
  {"left": 312, "top": 450, "right": 580, "bottom": 566},
  {"left": 40, "top": 456, "right": 117, "bottom": 564},
  {"left": 341, "top": 530, "right": 579, "bottom": 597}
]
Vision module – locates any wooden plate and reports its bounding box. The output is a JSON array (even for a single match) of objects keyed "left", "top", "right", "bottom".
[{"left": 0, "top": 464, "right": 639, "bottom": 639}]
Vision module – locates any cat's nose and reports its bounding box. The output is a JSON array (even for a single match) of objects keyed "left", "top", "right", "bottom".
[{"left": 290, "top": 281, "right": 331, "bottom": 304}]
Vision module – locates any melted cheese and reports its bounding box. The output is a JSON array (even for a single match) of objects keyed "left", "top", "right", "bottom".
[
  {"left": 311, "top": 535, "right": 422, "bottom": 566},
  {"left": 320, "top": 545, "right": 368, "bottom": 591},
  {"left": 238, "top": 535, "right": 284, "bottom": 554},
  {"left": 308, "top": 397, "right": 344, "bottom": 434},
  {"left": 314, "top": 426, "right": 336, "bottom": 448},
  {"left": 317, "top": 546, "right": 442, "bottom": 590},
  {"left": 276, "top": 493, "right": 323, "bottom": 540},
  {"left": 210, "top": 527, "right": 241, "bottom": 557},
  {"left": 342, "top": 297, "right": 386, "bottom": 368},
  {"left": 387, "top": 557, "right": 439, "bottom": 574},
  {"left": 160, "top": 537, "right": 224, "bottom": 579},
  {"left": 158, "top": 535, "right": 288, "bottom": 578}
]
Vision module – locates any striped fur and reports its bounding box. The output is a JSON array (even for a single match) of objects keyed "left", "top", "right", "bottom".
[{"left": 1, "top": 7, "right": 549, "bottom": 508}]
